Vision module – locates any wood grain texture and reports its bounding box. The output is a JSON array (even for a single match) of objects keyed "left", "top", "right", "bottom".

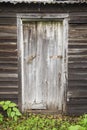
[
  {"left": 18, "top": 14, "right": 68, "bottom": 112},
  {"left": 0, "top": 22, "right": 18, "bottom": 104},
  {"left": 67, "top": 15, "right": 87, "bottom": 114}
]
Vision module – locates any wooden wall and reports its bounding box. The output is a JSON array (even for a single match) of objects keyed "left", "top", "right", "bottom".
[
  {"left": 67, "top": 13, "right": 87, "bottom": 115},
  {"left": 0, "top": 3, "right": 87, "bottom": 114},
  {"left": 0, "top": 14, "right": 18, "bottom": 105}
]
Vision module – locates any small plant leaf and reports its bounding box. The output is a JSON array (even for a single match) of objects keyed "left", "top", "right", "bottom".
[
  {"left": 0, "top": 101, "right": 5, "bottom": 106},
  {"left": 3, "top": 104, "right": 8, "bottom": 110},
  {"left": 13, "top": 107, "right": 19, "bottom": 112},
  {"left": 13, "top": 107, "right": 21, "bottom": 116},
  {"left": 16, "top": 111, "right": 22, "bottom": 116},
  {"left": 14, "top": 116, "right": 18, "bottom": 121},
  {"left": 11, "top": 111, "right": 16, "bottom": 118},
  {"left": 4, "top": 101, "right": 11, "bottom": 106},
  {"left": 7, "top": 108, "right": 11, "bottom": 117},
  {"left": 9, "top": 103, "right": 17, "bottom": 107},
  {"left": 0, "top": 114, "right": 3, "bottom": 123}
]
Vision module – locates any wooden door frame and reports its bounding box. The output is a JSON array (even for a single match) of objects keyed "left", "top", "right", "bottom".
[{"left": 17, "top": 13, "right": 68, "bottom": 112}]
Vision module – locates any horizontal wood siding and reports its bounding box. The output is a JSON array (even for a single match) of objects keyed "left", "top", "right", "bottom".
[
  {"left": 67, "top": 14, "right": 87, "bottom": 115},
  {"left": 0, "top": 16, "right": 18, "bottom": 104}
]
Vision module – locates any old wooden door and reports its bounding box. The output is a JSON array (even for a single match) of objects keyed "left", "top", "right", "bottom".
[{"left": 17, "top": 14, "right": 68, "bottom": 112}]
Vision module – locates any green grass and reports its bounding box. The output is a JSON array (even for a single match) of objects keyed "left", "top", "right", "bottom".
[{"left": 0, "top": 113, "right": 87, "bottom": 130}]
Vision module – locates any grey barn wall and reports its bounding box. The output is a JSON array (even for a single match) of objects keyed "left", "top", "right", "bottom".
[
  {"left": 0, "top": 3, "right": 87, "bottom": 114},
  {"left": 0, "top": 7, "right": 18, "bottom": 104},
  {"left": 68, "top": 17, "right": 87, "bottom": 115}
]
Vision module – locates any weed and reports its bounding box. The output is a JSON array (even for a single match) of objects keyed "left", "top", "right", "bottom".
[
  {"left": 0, "top": 113, "right": 3, "bottom": 123},
  {"left": 0, "top": 112, "right": 87, "bottom": 130},
  {"left": 0, "top": 101, "right": 21, "bottom": 121}
]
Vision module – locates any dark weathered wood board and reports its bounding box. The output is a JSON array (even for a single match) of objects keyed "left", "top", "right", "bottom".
[
  {"left": 67, "top": 15, "right": 87, "bottom": 115},
  {"left": 0, "top": 19, "right": 18, "bottom": 104}
]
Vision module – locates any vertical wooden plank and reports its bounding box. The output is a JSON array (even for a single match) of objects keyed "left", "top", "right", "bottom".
[
  {"left": 61, "top": 18, "right": 68, "bottom": 112},
  {"left": 23, "top": 23, "right": 37, "bottom": 109},
  {"left": 57, "top": 22, "right": 63, "bottom": 110},
  {"left": 35, "top": 22, "right": 47, "bottom": 108},
  {"left": 17, "top": 17, "right": 24, "bottom": 111},
  {"left": 63, "top": 19, "right": 68, "bottom": 112},
  {"left": 47, "top": 22, "right": 56, "bottom": 109},
  {"left": 46, "top": 22, "right": 63, "bottom": 110}
]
